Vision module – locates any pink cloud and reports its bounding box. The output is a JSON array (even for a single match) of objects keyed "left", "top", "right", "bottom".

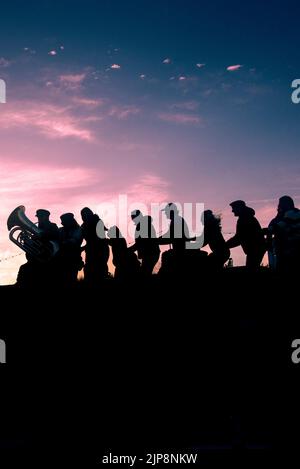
[
  {"left": 227, "top": 64, "right": 243, "bottom": 72},
  {"left": 111, "top": 64, "right": 121, "bottom": 69},
  {"left": 109, "top": 105, "right": 140, "bottom": 120},
  {"left": 58, "top": 73, "right": 86, "bottom": 91},
  {"left": 171, "top": 101, "right": 199, "bottom": 111},
  {"left": 127, "top": 174, "right": 170, "bottom": 204},
  {"left": 48, "top": 50, "right": 57, "bottom": 56},
  {"left": 0, "top": 101, "right": 95, "bottom": 142},
  {"left": 72, "top": 97, "right": 105, "bottom": 108},
  {"left": 59, "top": 73, "right": 86, "bottom": 84},
  {"left": 158, "top": 112, "right": 202, "bottom": 125}
]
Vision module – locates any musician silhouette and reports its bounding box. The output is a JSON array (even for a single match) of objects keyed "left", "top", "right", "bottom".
[
  {"left": 158, "top": 203, "right": 192, "bottom": 276},
  {"left": 129, "top": 210, "right": 160, "bottom": 277},
  {"left": 16, "top": 208, "right": 59, "bottom": 287},
  {"left": 81, "top": 207, "right": 109, "bottom": 284},
  {"left": 107, "top": 226, "right": 140, "bottom": 280},
  {"left": 58, "top": 213, "right": 83, "bottom": 286},
  {"left": 35, "top": 209, "right": 59, "bottom": 242},
  {"left": 268, "top": 196, "right": 300, "bottom": 273},
  {"left": 226, "top": 200, "right": 266, "bottom": 271},
  {"left": 203, "top": 210, "right": 230, "bottom": 271}
]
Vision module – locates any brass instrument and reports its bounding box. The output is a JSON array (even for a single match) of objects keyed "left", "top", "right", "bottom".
[{"left": 7, "top": 205, "right": 59, "bottom": 262}]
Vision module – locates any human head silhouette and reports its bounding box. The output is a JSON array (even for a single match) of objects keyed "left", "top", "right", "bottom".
[
  {"left": 162, "top": 202, "right": 178, "bottom": 220},
  {"left": 131, "top": 209, "right": 142, "bottom": 225},
  {"left": 81, "top": 207, "right": 94, "bottom": 223},
  {"left": 278, "top": 195, "right": 295, "bottom": 215},
  {"left": 35, "top": 209, "right": 50, "bottom": 223},
  {"left": 60, "top": 213, "right": 76, "bottom": 229},
  {"left": 230, "top": 200, "right": 246, "bottom": 217}
]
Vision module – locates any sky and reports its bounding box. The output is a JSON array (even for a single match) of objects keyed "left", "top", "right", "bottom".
[{"left": 0, "top": 0, "right": 300, "bottom": 284}]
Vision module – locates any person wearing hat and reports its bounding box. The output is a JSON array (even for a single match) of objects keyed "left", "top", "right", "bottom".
[
  {"left": 157, "top": 202, "right": 194, "bottom": 276},
  {"left": 226, "top": 200, "right": 266, "bottom": 270},
  {"left": 16, "top": 209, "right": 60, "bottom": 287},
  {"left": 158, "top": 202, "right": 191, "bottom": 253},
  {"left": 80, "top": 207, "right": 110, "bottom": 284},
  {"left": 129, "top": 209, "right": 160, "bottom": 277},
  {"left": 36, "top": 208, "right": 59, "bottom": 242},
  {"left": 58, "top": 213, "right": 83, "bottom": 285}
]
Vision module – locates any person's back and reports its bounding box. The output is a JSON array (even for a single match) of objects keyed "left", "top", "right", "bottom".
[
  {"left": 236, "top": 206, "right": 265, "bottom": 254},
  {"left": 203, "top": 210, "right": 230, "bottom": 269},
  {"left": 227, "top": 200, "right": 265, "bottom": 270}
]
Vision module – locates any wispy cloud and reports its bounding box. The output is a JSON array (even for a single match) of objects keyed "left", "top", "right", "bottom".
[
  {"left": 59, "top": 73, "right": 86, "bottom": 90},
  {"left": 60, "top": 73, "right": 86, "bottom": 84},
  {"left": 163, "top": 58, "right": 171, "bottom": 64},
  {"left": 72, "top": 97, "right": 105, "bottom": 108},
  {"left": 227, "top": 64, "right": 243, "bottom": 72},
  {"left": 109, "top": 105, "right": 140, "bottom": 119},
  {"left": 158, "top": 112, "right": 202, "bottom": 125},
  {"left": 0, "top": 101, "right": 95, "bottom": 142},
  {"left": 110, "top": 64, "right": 121, "bottom": 69},
  {"left": 196, "top": 63, "right": 205, "bottom": 68},
  {"left": 48, "top": 50, "right": 57, "bottom": 56},
  {"left": 127, "top": 174, "right": 170, "bottom": 205},
  {"left": 171, "top": 101, "right": 199, "bottom": 111},
  {"left": 0, "top": 163, "right": 99, "bottom": 198}
]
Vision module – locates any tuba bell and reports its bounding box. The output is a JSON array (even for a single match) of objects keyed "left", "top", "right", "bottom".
[{"left": 7, "top": 206, "right": 59, "bottom": 262}]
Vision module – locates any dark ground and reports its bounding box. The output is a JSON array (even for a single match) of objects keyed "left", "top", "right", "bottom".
[{"left": 0, "top": 268, "right": 299, "bottom": 467}]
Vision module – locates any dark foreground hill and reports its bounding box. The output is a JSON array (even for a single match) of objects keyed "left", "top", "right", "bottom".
[{"left": 0, "top": 268, "right": 299, "bottom": 466}]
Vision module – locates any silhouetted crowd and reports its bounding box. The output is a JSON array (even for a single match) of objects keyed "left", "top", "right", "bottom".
[{"left": 15, "top": 195, "right": 300, "bottom": 287}]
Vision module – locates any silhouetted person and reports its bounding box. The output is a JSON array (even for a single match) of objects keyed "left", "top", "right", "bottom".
[
  {"left": 158, "top": 203, "right": 191, "bottom": 252},
  {"left": 81, "top": 207, "right": 109, "bottom": 284},
  {"left": 129, "top": 210, "right": 160, "bottom": 277},
  {"left": 17, "top": 209, "right": 59, "bottom": 287},
  {"left": 107, "top": 226, "right": 140, "bottom": 280},
  {"left": 158, "top": 203, "right": 192, "bottom": 276},
  {"left": 226, "top": 200, "right": 266, "bottom": 270},
  {"left": 58, "top": 213, "right": 83, "bottom": 286},
  {"left": 35, "top": 209, "right": 59, "bottom": 242},
  {"left": 203, "top": 210, "right": 230, "bottom": 270},
  {"left": 268, "top": 196, "right": 300, "bottom": 273}
]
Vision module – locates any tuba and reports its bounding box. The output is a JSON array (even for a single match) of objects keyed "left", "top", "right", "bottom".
[{"left": 7, "top": 206, "right": 59, "bottom": 262}]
